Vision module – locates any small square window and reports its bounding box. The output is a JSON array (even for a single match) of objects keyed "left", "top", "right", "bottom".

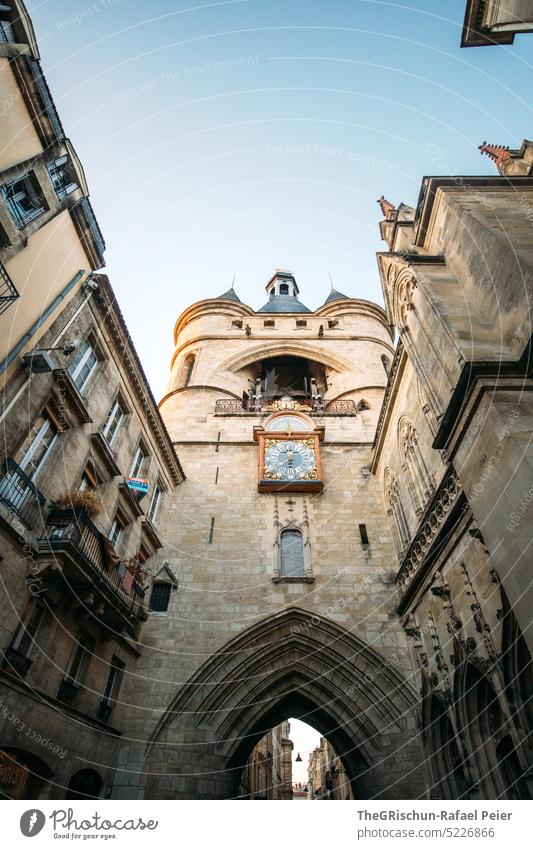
[
  {"left": 149, "top": 582, "right": 171, "bottom": 612},
  {"left": 296, "top": 320, "right": 307, "bottom": 329},
  {"left": 263, "top": 320, "right": 275, "bottom": 328},
  {"left": 328, "top": 319, "right": 339, "bottom": 329}
]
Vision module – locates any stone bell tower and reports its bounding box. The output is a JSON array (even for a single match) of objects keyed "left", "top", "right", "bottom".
[{"left": 132, "top": 271, "right": 426, "bottom": 800}]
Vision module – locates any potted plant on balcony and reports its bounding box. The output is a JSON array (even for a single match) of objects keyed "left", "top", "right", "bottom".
[{"left": 56, "top": 489, "right": 101, "bottom": 519}]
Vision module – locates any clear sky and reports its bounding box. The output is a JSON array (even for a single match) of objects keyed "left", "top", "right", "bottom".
[
  {"left": 27, "top": 0, "right": 533, "bottom": 397},
  {"left": 290, "top": 718, "right": 321, "bottom": 786}
]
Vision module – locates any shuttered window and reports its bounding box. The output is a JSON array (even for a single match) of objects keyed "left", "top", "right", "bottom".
[{"left": 280, "top": 530, "right": 305, "bottom": 577}]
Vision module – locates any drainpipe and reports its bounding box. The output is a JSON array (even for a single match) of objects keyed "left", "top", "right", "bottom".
[{"left": 0, "top": 269, "right": 86, "bottom": 376}]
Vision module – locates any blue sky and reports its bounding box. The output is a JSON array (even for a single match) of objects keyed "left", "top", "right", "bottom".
[{"left": 27, "top": 0, "right": 533, "bottom": 397}]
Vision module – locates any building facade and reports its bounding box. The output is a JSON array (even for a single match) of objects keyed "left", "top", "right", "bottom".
[
  {"left": 239, "top": 721, "right": 293, "bottom": 799},
  {"left": 0, "top": 271, "right": 183, "bottom": 799},
  {"left": 462, "top": 1, "right": 533, "bottom": 46},
  {"left": 0, "top": 1, "right": 104, "bottom": 387},
  {"left": 0, "top": 0, "right": 532, "bottom": 803},
  {"left": 307, "top": 738, "right": 354, "bottom": 800}
]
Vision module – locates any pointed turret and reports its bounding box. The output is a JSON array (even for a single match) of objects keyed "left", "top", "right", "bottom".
[
  {"left": 479, "top": 141, "right": 512, "bottom": 169},
  {"left": 216, "top": 286, "right": 241, "bottom": 302},
  {"left": 323, "top": 288, "right": 350, "bottom": 305}
]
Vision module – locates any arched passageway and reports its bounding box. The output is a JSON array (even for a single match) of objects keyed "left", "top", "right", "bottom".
[
  {"left": 0, "top": 748, "right": 53, "bottom": 799},
  {"left": 66, "top": 768, "right": 104, "bottom": 800},
  {"left": 142, "top": 608, "right": 426, "bottom": 799}
]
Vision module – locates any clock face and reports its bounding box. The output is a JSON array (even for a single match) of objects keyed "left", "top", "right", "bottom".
[{"left": 264, "top": 440, "right": 317, "bottom": 481}]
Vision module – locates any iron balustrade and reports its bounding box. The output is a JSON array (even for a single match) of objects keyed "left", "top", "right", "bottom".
[
  {"left": 42, "top": 509, "right": 146, "bottom": 622},
  {"left": 0, "top": 458, "right": 46, "bottom": 529},
  {"left": 0, "top": 262, "right": 19, "bottom": 315},
  {"left": 214, "top": 398, "right": 357, "bottom": 415}
]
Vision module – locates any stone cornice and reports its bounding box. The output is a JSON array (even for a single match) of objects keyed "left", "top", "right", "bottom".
[
  {"left": 90, "top": 275, "right": 185, "bottom": 486},
  {"left": 371, "top": 341, "right": 406, "bottom": 471}
]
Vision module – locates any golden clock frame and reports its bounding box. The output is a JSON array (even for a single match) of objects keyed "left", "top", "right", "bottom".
[{"left": 253, "top": 411, "right": 325, "bottom": 493}]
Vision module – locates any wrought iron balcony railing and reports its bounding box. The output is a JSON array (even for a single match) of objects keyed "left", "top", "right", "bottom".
[
  {"left": 40, "top": 509, "right": 146, "bottom": 628},
  {"left": 214, "top": 398, "right": 357, "bottom": 415},
  {"left": 0, "top": 458, "right": 46, "bottom": 529},
  {"left": 0, "top": 262, "right": 19, "bottom": 315}
]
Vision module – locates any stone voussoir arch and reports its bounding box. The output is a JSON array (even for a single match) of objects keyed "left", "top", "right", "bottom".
[
  {"left": 209, "top": 342, "right": 352, "bottom": 382},
  {"left": 141, "top": 607, "right": 426, "bottom": 800}
]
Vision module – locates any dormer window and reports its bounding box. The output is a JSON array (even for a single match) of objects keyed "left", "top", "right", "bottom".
[{"left": 279, "top": 283, "right": 289, "bottom": 295}]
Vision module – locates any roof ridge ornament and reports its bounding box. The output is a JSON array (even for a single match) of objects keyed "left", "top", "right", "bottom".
[
  {"left": 377, "top": 195, "right": 396, "bottom": 220},
  {"left": 478, "top": 141, "right": 512, "bottom": 168}
]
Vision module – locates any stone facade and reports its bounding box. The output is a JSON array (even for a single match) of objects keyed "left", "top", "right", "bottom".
[
  {"left": 462, "top": 1, "right": 533, "bottom": 46},
  {"left": 0, "top": 0, "right": 532, "bottom": 803},
  {"left": 239, "top": 721, "right": 293, "bottom": 799},
  {"left": 307, "top": 737, "right": 354, "bottom": 800},
  {"left": 0, "top": 274, "right": 183, "bottom": 799}
]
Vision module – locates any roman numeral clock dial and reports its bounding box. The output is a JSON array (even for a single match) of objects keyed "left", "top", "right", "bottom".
[{"left": 254, "top": 411, "right": 324, "bottom": 493}]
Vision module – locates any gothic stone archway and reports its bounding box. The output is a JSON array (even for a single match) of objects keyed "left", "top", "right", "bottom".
[{"left": 142, "top": 608, "right": 426, "bottom": 799}]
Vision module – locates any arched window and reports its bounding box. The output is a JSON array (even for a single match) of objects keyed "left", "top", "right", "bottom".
[
  {"left": 280, "top": 529, "right": 305, "bottom": 577},
  {"left": 179, "top": 353, "right": 196, "bottom": 388},
  {"left": 279, "top": 283, "right": 289, "bottom": 295},
  {"left": 357, "top": 399, "right": 370, "bottom": 412}
]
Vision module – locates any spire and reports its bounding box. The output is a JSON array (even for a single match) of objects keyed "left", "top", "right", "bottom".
[
  {"left": 377, "top": 196, "right": 396, "bottom": 220},
  {"left": 479, "top": 141, "right": 512, "bottom": 169}
]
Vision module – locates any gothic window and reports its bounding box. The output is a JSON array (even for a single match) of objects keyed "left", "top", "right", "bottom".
[
  {"left": 384, "top": 467, "right": 410, "bottom": 556},
  {"left": 179, "top": 353, "right": 196, "bottom": 388},
  {"left": 416, "top": 378, "right": 438, "bottom": 437},
  {"left": 280, "top": 529, "right": 305, "bottom": 577},
  {"left": 398, "top": 418, "right": 434, "bottom": 513}
]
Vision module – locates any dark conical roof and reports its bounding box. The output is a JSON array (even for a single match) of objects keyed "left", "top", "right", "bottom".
[
  {"left": 216, "top": 287, "right": 241, "bottom": 302},
  {"left": 323, "top": 288, "right": 350, "bottom": 305},
  {"left": 257, "top": 295, "right": 312, "bottom": 314}
]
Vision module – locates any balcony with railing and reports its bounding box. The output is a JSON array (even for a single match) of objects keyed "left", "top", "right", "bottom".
[
  {"left": 214, "top": 397, "right": 357, "bottom": 416},
  {"left": 39, "top": 508, "right": 147, "bottom": 635},
  {"left": 0, "top": 459, "right": 46, "bottom": 529},
  {"left": 0, "top": 262, "right": 19, "bottom": 315}
]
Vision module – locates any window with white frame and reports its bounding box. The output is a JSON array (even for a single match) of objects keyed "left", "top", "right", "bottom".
[
  {"left": 1, "top": 172, "right": 45, "bottom": 228},
  {"left": 69, "top": 338, "right": 98, "bottom": 393},
  {"left": 147, "top": 483, "right": 162, "bottom": 525},
  {"left": 46, "top": 156, "right": 78, "bottom": 200},
  {"left": 102, "top": 397, "right": 124, "bottom": 446},
  {"left": 109, "top": 515, "right": 125, "bottom": 552},
  {"left": 17, "top": 414, "right": 57, "bottom": 480},
  {"left": 130, "top": 444, "right": 148, "bottom": 479}
]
